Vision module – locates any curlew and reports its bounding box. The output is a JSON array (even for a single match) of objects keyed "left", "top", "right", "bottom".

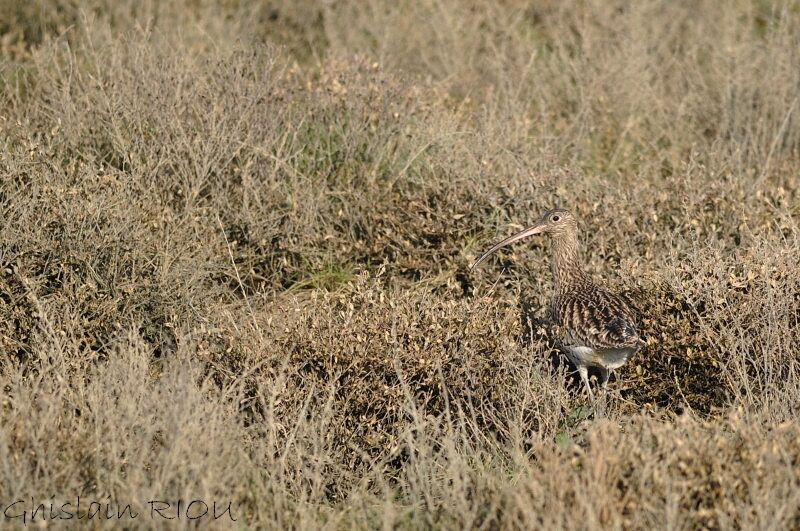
[{"left": 471, "top": 208, "right": 643, "bottom": 402}]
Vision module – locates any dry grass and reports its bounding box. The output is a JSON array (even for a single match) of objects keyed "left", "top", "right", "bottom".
[{"left": 1, "top": 0, "right": 800, "bottom": 528}]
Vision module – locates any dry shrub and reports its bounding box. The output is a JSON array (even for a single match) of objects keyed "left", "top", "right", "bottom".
[
  {"left": 1, "top": 0, "right": 800, "bottom": 528},
  {"left": 235, "top": 274, "right": 569, "bottom": 470}
]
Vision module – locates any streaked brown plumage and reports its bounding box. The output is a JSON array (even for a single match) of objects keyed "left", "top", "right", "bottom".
[{"left": 471, "top": 208, "right": 643, "bottom": 401}]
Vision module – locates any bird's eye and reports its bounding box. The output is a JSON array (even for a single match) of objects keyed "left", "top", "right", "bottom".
[{"left": 551, "top": 215, "right": 560, "bottom": 222}]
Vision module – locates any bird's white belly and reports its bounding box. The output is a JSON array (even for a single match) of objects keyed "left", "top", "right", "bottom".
[{"left": 564, "top": 346, "right": 633, "bottom": 370}]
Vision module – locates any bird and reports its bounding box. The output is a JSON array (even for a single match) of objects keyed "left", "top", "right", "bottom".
[{"left": 471, "top": 208, "right": 643, "bottom": 402}]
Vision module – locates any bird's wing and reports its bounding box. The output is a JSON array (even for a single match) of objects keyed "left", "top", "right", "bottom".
[{"left": 551, "top": 288, "right": 641, "bottom": 351}]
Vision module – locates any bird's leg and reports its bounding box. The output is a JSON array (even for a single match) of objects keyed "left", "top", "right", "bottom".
[
  {"left": 598, "top": 367, "right": 611, "bottom": 415},
  {"left": 599, "top": 368, "right": 611, "bottom": 390},
  {"left": 577, "top": 365, "right": 594, "bottom": 403}
]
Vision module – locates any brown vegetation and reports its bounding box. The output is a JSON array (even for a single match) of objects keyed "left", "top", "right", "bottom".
[{"left": 1, "top": 0, "right": 799, "bottom": 528}]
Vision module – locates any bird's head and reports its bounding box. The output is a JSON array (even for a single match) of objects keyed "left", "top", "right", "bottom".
[{"left": 470, "top": 208, "right": 577, "bottom": 270}]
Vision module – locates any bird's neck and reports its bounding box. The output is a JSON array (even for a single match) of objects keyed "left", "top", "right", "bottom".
[{"left": 551, "top": 232, "right": 590, "bottom": 292}]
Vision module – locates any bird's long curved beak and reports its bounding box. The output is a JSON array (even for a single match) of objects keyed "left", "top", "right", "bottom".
[{"left": 470, "top": 221, "right": 546, "bottom": 270}]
